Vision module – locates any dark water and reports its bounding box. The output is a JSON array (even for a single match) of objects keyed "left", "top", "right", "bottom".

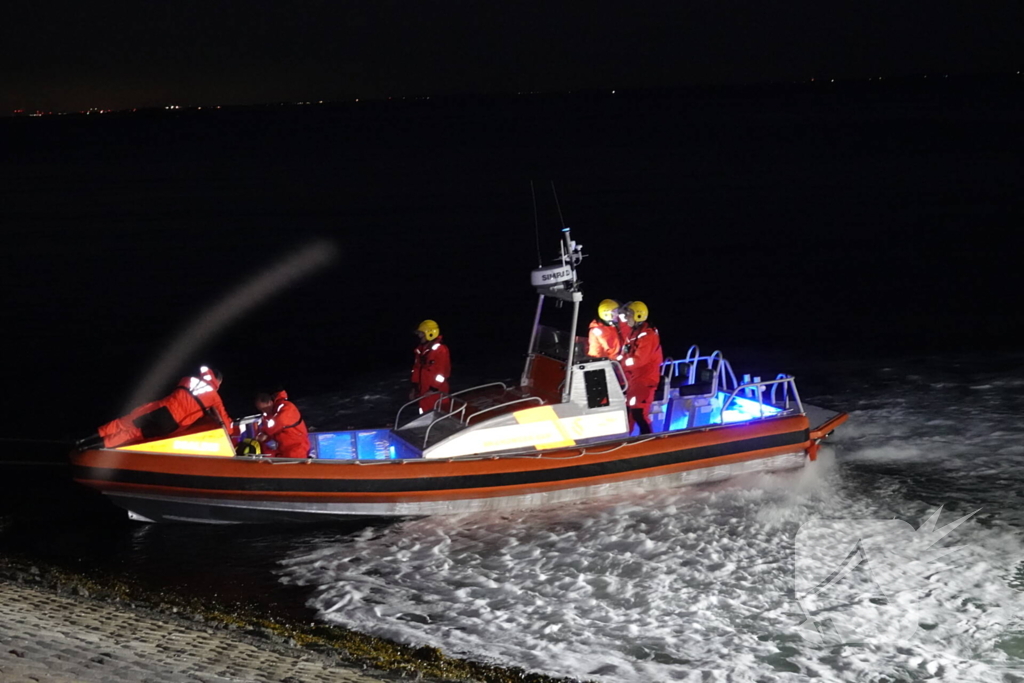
[
  {"left": 5, "top": 79, "right": 1023, "bottom": 439},
  {"left": 3, "top": 81, "right": 1024, "bottom": 676}
]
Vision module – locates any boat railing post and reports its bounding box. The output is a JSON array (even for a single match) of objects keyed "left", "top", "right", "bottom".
[
  {"left": 723, "top": 359, "right": 739, "bottom": 392},
  {"left": 521, "top": 295, "right": 545, "bottom": 388},
  {"left": 394, "top": 396, "right": 421, "bottom": 429},
  {"left": 686, "top": 345, "right": 700, "bottom": 363},
  {"left": 789, "top": 379, "right": 804, "bottom": 414},
  {"left": 684, "top": 346, "right": 700, "bottom": 383},
  {"left": 753, "top": 376, "right": 765, "bottom": 417},
  {"left": 562, "top": 297, "right": 580, "bottom": 404},
  {"left": 394, "top": 389, "right": 455, "bottom": 429},
  {"left": 770, "top": 373, "right": 792, "bottom": 408},
  {"left": 610, "top": 359, "right": 629, "bottom": 395}
]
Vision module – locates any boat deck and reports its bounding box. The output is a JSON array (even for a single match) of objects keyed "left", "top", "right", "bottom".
[{"left": 395, "top": 417, "right": 466, "bottom": 451}]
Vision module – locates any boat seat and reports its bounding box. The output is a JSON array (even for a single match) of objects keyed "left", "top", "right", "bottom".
[
  {"left": 669, "top": 364, "right": 691, "bottom": 389},
  {"left": 674, "top": 362, "right": 718, "bottom": 397},
  {"left": 677, "top": 381, "right": 713, "bottom": 397}
]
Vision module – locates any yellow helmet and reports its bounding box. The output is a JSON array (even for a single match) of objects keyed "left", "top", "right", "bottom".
[
  {"left": 417, "top": 319, "right": 440, "bottom": 342},
  {"left": 627, "top": 301, "right": 649, "bottom": 323},
  {"left": 235, "top": 438, "right": 261, "bottom": 456},
  {"left": 597, "top": 299, "right": 619, "bottom": 322}
]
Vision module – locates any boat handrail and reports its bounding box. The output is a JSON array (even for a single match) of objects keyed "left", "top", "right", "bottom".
[
  {"left": 718, "top": 358, "right": 739, "bottom": 393},
  {"left": 719, "top": 376, "right": 803, "bottom": 423},
  {"left": 423, "top": 403, "right": 469, "bottom": 448},
  {"left": 465, "top": 395, "right": 544, "bottom": 425},
  {"left": 660, "top": 351, "right": 736, "bottom": 389},
  {"left": 769, "top": 373, "right": 792, "bottom": 407},
  {"left": 394, "top": 394, "right": 429, "bottom": 428},
  {"left": 394, "top": 390, "right": 468, "bottom": 429},
  {"left": 610, "top": 359, "right": 629, "bottom": 394},
  {"left": 448, "top": 382, "right": 509, "bottom": 398}
]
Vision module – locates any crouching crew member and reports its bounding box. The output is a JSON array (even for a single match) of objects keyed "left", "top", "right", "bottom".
[
  {"left": 620, "top": 302, "right": 663, "bottom": 435},
  {"left": 255, "top": 389, "right": 310, "bottom": 459},
  {"left": 411, "top": 319, "right": 451, "bottom": 413},
  {"left": 587, "top": 298, "right": 627, "bottom": 359},
  {"left": 79, "top": 366, "right": 236, "bottom": 450}
]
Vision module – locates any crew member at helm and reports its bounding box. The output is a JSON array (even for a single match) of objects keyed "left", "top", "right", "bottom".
[
  {"left": 411, "top": 319, "right": 451, "bottom": 413},
  {"left": 78, "top": 366, "right": 237, "bottom": 450},
  {"left": 254, "top": 389, "right": 310, "bottom": 459},
  {"left": 587, "top": 298, "right": 627, "bottom": 359},
  {"left": 620, "top": 302, "right": 663, "bottom": 435}
]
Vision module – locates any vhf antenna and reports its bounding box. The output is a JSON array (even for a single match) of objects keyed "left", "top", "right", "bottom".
[
  {"left": 530, "top": 180, "right": 543, "bottom": 267},
  {"left": 551, "top": 181, "right": 567, "bottom": 231}
]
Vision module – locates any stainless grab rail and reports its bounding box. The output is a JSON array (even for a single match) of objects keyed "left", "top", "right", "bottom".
[
  {"left": 422, "top": 403, "right": 469, "bottom": 448},
  {"left": 465, "top": 396, "right": 544, "bottom": 424},
  {"left": 719, "top": 376, "right": 802, "bottom": 423},
  {"left": 449, "top": 381, "right": 509, "bottom": 398},
  {"left": 394, "top": 391, "right": 468, "bottom": 429},
  {"left": 769, "top": 373, "right": 793, "bottom": 408}
]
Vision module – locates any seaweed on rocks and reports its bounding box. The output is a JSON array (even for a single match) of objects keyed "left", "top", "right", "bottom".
[{"left": 0, "top": 551, "right": 587, "bottom": 683}]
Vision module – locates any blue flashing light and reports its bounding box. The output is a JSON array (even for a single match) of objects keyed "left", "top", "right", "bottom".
[{"left": 562, "top": 227, "right": 570, "bottom": 232}]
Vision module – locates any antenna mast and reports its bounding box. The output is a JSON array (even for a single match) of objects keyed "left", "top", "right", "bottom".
[{"left": 530, "top": 180, "right": 542, "bottom": 267}]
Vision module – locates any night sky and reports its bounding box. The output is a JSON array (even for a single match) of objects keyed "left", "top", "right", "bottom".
[{"left": 4, "top": 1, "right": 1023, "bottom": 113}]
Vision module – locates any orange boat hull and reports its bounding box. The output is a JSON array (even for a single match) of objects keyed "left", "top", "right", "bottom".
[{"left": 70, "top": 414, "right": 813, "bottom": 523}]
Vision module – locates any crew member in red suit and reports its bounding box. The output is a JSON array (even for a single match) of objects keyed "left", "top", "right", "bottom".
[
  {"left": 587, "top": 298, "right": 627, "bottom": 359},
  {"left": 410, "top": 319, "right": 451, "bottom": 413},
  {"left": 620, "top": 302, "right": 663, "bottom": 435},
  {"left": 79, "top": 366, "right": 236, "bottom": 449},
  {"left": 255, "top": 389, "right": 310, "bottom": 459}
]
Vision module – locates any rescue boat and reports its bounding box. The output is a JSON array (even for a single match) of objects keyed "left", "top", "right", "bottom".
[{"left": 70, "top": 231, "right": 847, "bottom": 524}]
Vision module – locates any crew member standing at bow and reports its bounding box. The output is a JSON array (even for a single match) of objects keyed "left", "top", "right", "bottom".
[
  {"left": 620, "top": 302, "right": 663, "bottom": 435},
  {"left": 411, "top": 319, "right": 451, "bottom": 413},
  {"left": 79, "top": 366, "right": 236, "bottom": 450},
  {"left": 587, "top": 299, "right": 627, "bottom": 359},
  {"left": 255, "top": 389, "right": 310, "bottom": 459}
]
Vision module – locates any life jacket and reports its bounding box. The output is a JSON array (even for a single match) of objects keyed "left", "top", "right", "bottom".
[
  {"left": 622, "top": 322, "right": 663, "bottom": 389},
  {"left": 411, "top": 336, "right": 451, "bottom": 396},
  {"left": 167, "top": 373, "right": 234, "bottom": 434},
  {"left": 258, "top": 389, "right": 310, "bottom": 459}
]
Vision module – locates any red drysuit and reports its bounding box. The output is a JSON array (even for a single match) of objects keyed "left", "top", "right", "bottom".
[
  {"left": 411, "top": 336, "right": 451, "bottom": 412},
  {"left": 587, "top": 319, "right": 626, "bottom": 359},
  {"left": 257, "top": 390, "right": 310, "bottom": 459},
  {"left": 98, "top": 372, "right": 235, "bottom": 448},
  {"left": 621, "top": 322, "right": 664, "bottom": 431}
]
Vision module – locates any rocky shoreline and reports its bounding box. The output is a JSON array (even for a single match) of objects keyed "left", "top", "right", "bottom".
[{"left": 0, "top": 554, "right": 579, "bottom": 683}]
